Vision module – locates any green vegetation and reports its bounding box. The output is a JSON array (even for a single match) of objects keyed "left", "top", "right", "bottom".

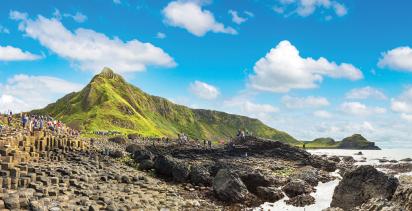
[
  {"left": 302, "top": 134, "right": 380, "bottom": 150},
  {"left": 33, "top": 67, "right": 298, "bottom": 144}
]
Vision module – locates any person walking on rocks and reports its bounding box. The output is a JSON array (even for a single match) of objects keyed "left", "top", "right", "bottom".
[
  {"left": 22, "top": 114, "right": 28, "bottom": 129},
  {"left": 7, "top": 112, "right": 12, "bottom": 126}
]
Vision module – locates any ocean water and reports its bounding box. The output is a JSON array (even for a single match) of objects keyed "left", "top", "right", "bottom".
[{"left": 255, "top": 149, "right": 412, "bottom": 211}]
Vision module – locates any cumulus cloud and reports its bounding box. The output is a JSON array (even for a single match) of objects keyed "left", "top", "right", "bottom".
[
  {"left": 282, "top": 95, "right": 330, "bottom": 109},
  {"left": 0, "top": 74, "right": 83, "bottom": 112},
  {"left": 345, "top": 86, "right": 387, "bottom": 100},
  {"left": 249, "top": 40, "right": 363, "bottom": 93},
  {"left": 340, "top": 101, "right": 386, "bottom": 116},
  {"left": 274, "top": 0, "right": 347, "bottom": 17},
  {"left": 228, "top": 10, "right": 249, "bottom": 25},
  {"left": 64, "top": 12, "right": 88, "bottom": 23},
  {"left": 224, "top": 98, "right": 279, "bottom": 119},
  {"left": 162, "top": 1, "right": 237, "bottom": 36},
  {"left": 378, "top": 46, "right": 412, "bottom": 72},
  {"left": 0, "top": 45, "right": 42, "bottom": 61},
  {"left": 391, "top": 87, "right": 412, "bottom": 120},
  {"left": 10, "top": 11, "right": 176, "bottom": 73},
  {"left": 189, "top": 81, "right": 220, "bottom": 100}
]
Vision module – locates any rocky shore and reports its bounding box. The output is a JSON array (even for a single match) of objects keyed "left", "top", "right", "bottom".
[{"left": 0, "top": 120, "right": 410, "bottom": 210}]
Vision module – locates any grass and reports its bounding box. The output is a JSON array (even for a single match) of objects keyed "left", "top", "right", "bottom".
[{"left": 32, "top": 68, "right": 299, "bottom": 144}]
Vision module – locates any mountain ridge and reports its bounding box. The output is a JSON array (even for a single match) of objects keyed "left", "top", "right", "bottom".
[
  {"left": 32, "top": 68, "right": 298, "bottom": 144},
  {"left": 304, "top": 134, "right": 381, "bottom": 150}
]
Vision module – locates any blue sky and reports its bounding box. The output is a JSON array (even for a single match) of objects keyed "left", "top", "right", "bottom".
[{"left": 1, "top": 0, "right": 412, "bottom": 148}]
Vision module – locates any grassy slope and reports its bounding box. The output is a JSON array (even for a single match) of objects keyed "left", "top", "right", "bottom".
[
  {"left": 302, "top": 134, "right": 378, "bottom": 149},
  {"left": 33, "top": 68, "right": 298, "bottom": 144}
]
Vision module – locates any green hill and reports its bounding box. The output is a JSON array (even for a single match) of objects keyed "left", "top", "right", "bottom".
[
  {"left": 304, "top": 134, "right": 380, "bottom": 150},
  {"left": 32, "top": 68, "right": 298, "bottom": 144}
]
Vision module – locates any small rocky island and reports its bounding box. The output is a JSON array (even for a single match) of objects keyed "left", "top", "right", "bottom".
[{"left": 304, "top": 134, "right": 381, "bottom": 150}]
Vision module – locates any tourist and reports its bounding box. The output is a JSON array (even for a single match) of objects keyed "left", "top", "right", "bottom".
[
  {"left": 7, "top": 112, "right": 12, "bottom": 126},
  {"left": 208, "top": 140, "right": 212, "bottom": 149},
  {"left": 22, "top": 114, "right": 28, "bottom": 129}
]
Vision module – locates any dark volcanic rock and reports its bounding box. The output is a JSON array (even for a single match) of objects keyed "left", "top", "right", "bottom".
[
  {"left": 108, "top": 136, "right": 127, "bottom": 145},
  {"left": 154, "top": 155, "right": 190, "bottom": 182},
  {"left": 190, "top": 165, "right": 212, "bottom": 186},
  {"left": 213, "top": 169, "right": 248, "bottom": 203},
  {"left": 127, "top": 133, "right": 139, "bottom": 140},
  {"left": 307, "top": 155, "right": 337, "bottom": 172},
  {"left": 330, "top": 165, "right": 399, "bottom": 210},
  {"left": 282, "top": 179, "right": 313, "bottom": 198},
  {"left": 292, "top": 167, "right": 320, "bottom": 186},
  {"left": 285, "top": 194, "right": 315, "bottom": 207},
  {"left": 255, "top": 186, "right": 284, "bottom": 202},
  {"left": 138, "top": 159, "right": 154, "bottom": 171},
  {"left": 240, "top": 172, "right": 271, "bottom": 193},
  {"left": 328, "top": 155, "right": 340, "bottom": 163},
  {"left": 132, "top": 147, "right": 154, "bottom": 162}
]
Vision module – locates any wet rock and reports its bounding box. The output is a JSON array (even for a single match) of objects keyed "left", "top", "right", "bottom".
[
  {"left": 378, "top": 163, "right": 412, "bottom": 174},
  {"left": 255, "top": 186, "right": 284, "bottom": 202},
  {"left": 308, "top": 155, "right": 337, "bottom": 172},
  {"left": 354, "top": 151, "right": 363, "bottom": 155},
  {"left": 341, "top": 156, "right": 355, "bottom": 163},
  {"left": 400, "top": 158, "right": 412, "bottom": 162},
  {"left": 282, "top": 179, "right": 313, "bottom": 198},
  {"left": 292, "top": 167, "right": 319, "bottom": 186},
  {"left": 285, "top": 194, "right": 315, "bottom": 207},
  {"left": 172, "top": 160, "right": 191, "bottom": 182},
  {"left": 132, "top": 147, "right": 154, "bottom": 162},
  {"left": 331, "top": 165, "right": 399, "bottom": 210},
  {"left": 190, "top": 165, "right": 212, "bottom": 186},
  {"left": 240, "top": 172, "right": 271, "bottom": 193},
  {"left": 213, "top": 169, "right": 248, "bottom": 203},
  {"left": 328, "top": 156, "right": 340, "bottom": 163}
]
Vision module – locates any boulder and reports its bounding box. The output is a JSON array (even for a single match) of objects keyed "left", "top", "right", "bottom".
[
  {"left": 330, "top": 165, "right": 399, "bottom": 210},
  {"left": 255, "top": 186, "right": 284, "bottom": 202},
  {"left": 213, "top": 169, "right": 248, "bottom": 203},
  {"left": 154, "top": 155, "right": 190, "bottom": 182},
  {"left": 240, "top": 172, "right": 271, "bottom": 193},
  {"left": 285, "top": 194, "right": 315, "bottom": 207},
  {"left": 190, "top": 165, "right": 212, "bottom": 186},
  {"left": 292, "top": 167, "right": 320, "bottom": 186},
  {"left": 132, "top": 147, "right": 154, "bottom": 162},
  {"left": 308, "top": 155, "right": 337, "bottom": 172},
  {"left": 328, "top": 156, "right": 341, "bottom": 163},
  {"left": 282, "top": 179, "right": 313, "bottom": 198},
  {"left": 109, "top": 150, "right": 125, "bottom": 158},
  {"left": 139, "top": 159, "right": 154, "bottom": 171}
]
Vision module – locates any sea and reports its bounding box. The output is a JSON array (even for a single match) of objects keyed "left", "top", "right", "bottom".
[{"left": 254, "top": 149, "right": 412, "bottom": 211}]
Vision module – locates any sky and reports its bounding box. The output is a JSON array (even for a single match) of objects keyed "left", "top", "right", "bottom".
[{"left": 1, "top": 0, "right": 412, "bottom": 148}]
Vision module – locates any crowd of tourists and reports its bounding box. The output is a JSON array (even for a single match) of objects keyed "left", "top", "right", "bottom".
[{"left": 0, "top": 110, "right": 80, "bottom": 136}]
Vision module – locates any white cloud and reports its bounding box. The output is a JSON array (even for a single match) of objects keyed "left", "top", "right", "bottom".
[
  {"left": 282, "top": 95, "right": 330, "bottom": 109},
  {"left": 391, "top": 87, "right": 412, "bottom": 114},
  {"left": 0, "top": 25, "right": 10, "bottom": 34},
  {"left": 224, "top": 98, "right": 279, "bottom": 119},
  {"left": 378, "top": 46, "right": 412, "bottom": 72},
  {"left": 162, "top": 1, "right": 237, "bottom": 36},
  {"left": 0, "top": 74, "right": 83, "bottom": 113},
  {"left": 11, "top": 11, "right": 176, "bottom": 73},
  {"left": 0, "top": 45, "right": 42, "bottom": 61},
  {"left": 274, "top": 0, "right": 347, "bottom": 17},
  {"left": 313, "top": 110, "right": 332, "bottom": 118},
  {"left": 249, "top": 40, "right": 363, "bottom": 93},
  {"left": 228, "top": 10, "right": 247, "bottom": 25},
  {"left": 345, "top": 86, "right": 387, "bottom": 100},
  {"left": 156, "top": 32, "right": 166, "bottom": 39},
  {"left": 340, "top": 101, "right": 386, "bottom": 116},
  {"left": 64, "top": 12, "right": 88, "bottom": 23},
  {"left": 189, "top": 81, "right": 220, "bottom": 100},
  {"left": 400, "top": 113, "right": 412, "bottom": 122}
]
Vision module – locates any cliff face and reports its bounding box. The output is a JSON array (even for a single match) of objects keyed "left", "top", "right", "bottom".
[{"left": 32, "top": 68, "right": 298, "bottom": 144}]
